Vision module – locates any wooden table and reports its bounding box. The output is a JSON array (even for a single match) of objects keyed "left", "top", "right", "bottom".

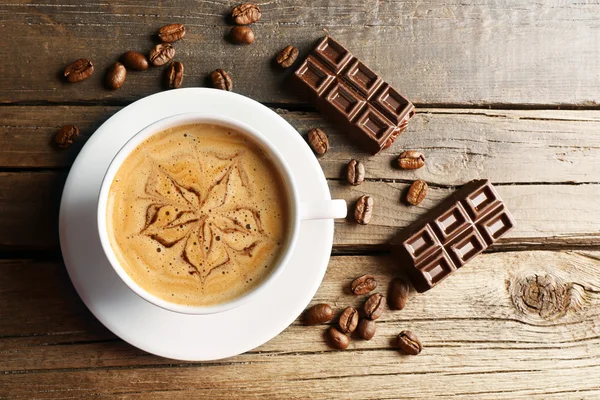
[{"left": 2, "top": 1, "right": 600, "bottom": 398}]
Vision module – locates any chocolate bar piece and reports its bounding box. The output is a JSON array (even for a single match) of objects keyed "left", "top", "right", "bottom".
[
  {"left": 292, "top": 37, "right": 415, "bottom": 154},
  {"left": 391, "top": 180, "right": 515, "bottom": 292}
]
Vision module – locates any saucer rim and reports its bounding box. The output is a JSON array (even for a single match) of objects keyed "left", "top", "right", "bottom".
[{"left": 59, "top": 88, "right": 335, "bottom": 360}]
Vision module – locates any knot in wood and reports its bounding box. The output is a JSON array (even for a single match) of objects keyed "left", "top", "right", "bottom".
[{"left": 510, "top": 274, "right": 571, "bottom": 320}]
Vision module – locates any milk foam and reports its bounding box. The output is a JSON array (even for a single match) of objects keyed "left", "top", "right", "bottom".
[{"left": 106, "top": 124, "right": 289, "bottom": 306}]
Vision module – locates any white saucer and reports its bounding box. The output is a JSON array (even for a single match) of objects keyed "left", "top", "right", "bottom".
[{"left": 59, "top": 88, "right": 334, "bottom": 360}]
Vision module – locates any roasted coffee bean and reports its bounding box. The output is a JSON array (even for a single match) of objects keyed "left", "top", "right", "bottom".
[
  {"left": 104, "top": 62, "right": 126, "bottom": 90},
  {"left": 407, "top": 180, "right": 428, "bottom": 206},
  {"left": 356, "top": 319, "right": 376, "bottom": 340},
  {"left": 398, "top": 150, "right": 425, "bottom": 170},
  {"left": 364, "top": 293, "right": 385, "bottom": 320},
  {"left": 63, "top": 59, "right": 94, "bottom": 83},
  {"left": 396, "top": 330, "right": 422, "bottom": 355},
  {"left": 210, "top": 69, "right": 232, "bottom": 91},
  {"left": 327, "top": 327, "right": 350, "bottom": 350},
  {"left": 351, "top": 274, "right": 377, "bottom": 295},
  {"left": 354, "top": 195, "right": 374, "bottom": 225},
  {"left": 304, "top": 303, "right": 334, "bottom": 325},
  {"left": 338, "top": 307, "right": 359, "bottom": 334},
  {"left": 275, "top": 45, "right": 299, "bottom": 68},
  {"left": 120, "top": 51, "right": 149, "bottom": 71},
  {"left": 149, "top": 43, "right": 175, "bottom": 66},
  {"left": 232, "top": 3, "right": 261, "bottom": 25},
  {"left": 158, "top": 23, "right": 186, "bottom": 43},
  {"left": 229, "top": 26, "right": 255, "bottom": 45},
  {"left": 346, "top": 159, "right": 365, "bottom": 186},
  {"left": 165, "top": 61, "right": 184, "bottom": 89},
  {"left": 388, "top": 278, "right": 410, "bottom": 310},
  {"left": 54, "top": 125, "right": 79, "bottom": 149},
  {"left": 307, "top": 128, "right": 329, "bottom": 156}
]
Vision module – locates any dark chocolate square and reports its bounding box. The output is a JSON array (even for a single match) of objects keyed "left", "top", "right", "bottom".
[
  {"left": 402, "top": 224, "right": 442, "bottom": 262},
  {"left": 313, "top": 36, "right": 353, "bottom": 73},
  {"left": 462, "top": 182, "right": 501, "bottom": 220},
  {"left": 476, "top": 204, "right": 516, "bottom": 245},
  {"left": 322, "top": 80, "right": 367, "bottom": 122},
  {"left": 342, "top": 59, "right": 383, "bottom": 99},
  {"left": 372, "top": 84, "right": 414, "bottom": 125},
  {"left": 355, "top": 104, "right": 397, "bottom": 141},
  {"left": 444, "top": 227, "right": 486, "bottom": 268},
  {"left": 418, "top": 249, "right": 456, "bottom": 287},
  {"left": 432, "top": 202, "right": 472, "bottom": 241},
  {"left": 294, "top": 55, "right": 335, "bottom": 97}
]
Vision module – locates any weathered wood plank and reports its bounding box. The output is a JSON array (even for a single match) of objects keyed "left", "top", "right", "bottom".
[
  {"left": 0, "top": 106, "right": 118, "bottom": 168},
  {"left": 1, "top": 251, "right": 599, "bottom": 399},
  {"left": 330, "top": 180, "right": 600, "bottom": 249},
  {"left": 0, "top": 172, "right": 598, "bottom": 251},
  {"left": 0, "top": 172, "right": 64, "bottom": 251},
  {"left": 2, "top": 107, "right": 600, "bottom": 187},
  {"left": 2, "top": 364, "right": 600, "bottom": 399},
  {"left": 1, "top": 1, "right": 599, "bottom": 105}
]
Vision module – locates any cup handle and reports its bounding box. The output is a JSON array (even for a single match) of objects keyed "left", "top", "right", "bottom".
[{"left": 300, "top": 199, "right": 347, "bottom": 221}]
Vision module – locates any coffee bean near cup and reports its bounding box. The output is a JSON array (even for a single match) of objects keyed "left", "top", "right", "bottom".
[{"left": 97, "top": 113, "right": 347, "bottom": 314}]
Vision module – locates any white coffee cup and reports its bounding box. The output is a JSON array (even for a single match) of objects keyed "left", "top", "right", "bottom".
[{"left": 97, "top": 113, "right": 347, "bottom": 315}]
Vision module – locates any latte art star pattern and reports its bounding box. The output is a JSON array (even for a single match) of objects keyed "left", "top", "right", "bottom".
[{"left": 106, "top": 123, "right": 289, "bottom": 306}]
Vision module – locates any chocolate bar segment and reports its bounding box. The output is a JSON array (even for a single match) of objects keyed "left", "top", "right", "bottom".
[
  {"left": 293, "top": 55, "right": 335, "bottom": 103},
  {"left": 373, "top": 84, "right": 415, "bottom": 125},
  {"left": 292, "top": 36, "right": 414, "bottom": 154},
  {"left": 342, "top": 58, "right": 383, "bottom": 98},
  {"left": 313, "top": 36, "right": 353, "bottom": 73},
  {"left": 320, "top": 80, "right": 366, "bottom": 122},
  {"left": 391, "top": 180, "right": 515, "bottom": 292}
]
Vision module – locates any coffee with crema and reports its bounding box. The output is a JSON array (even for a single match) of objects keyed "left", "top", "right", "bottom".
[{"left": 106, "top": 123, "right": 290, "bottom": 307}]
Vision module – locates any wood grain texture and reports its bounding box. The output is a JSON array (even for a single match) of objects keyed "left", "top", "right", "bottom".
[
  {"left": 3, "top": 106, "right": 600, "bottom": 186},
  {"left": 2, "top": 251, "right": 599, "bottom": 398},
  {"left": 0, "top": 172, "right": 64, "bottom": 251},
  {"left": 2, "top": 106, "right": 600, "bottom": 250},
  {"left": 2, "top": 0, "right": 600, "bottom": 397},
  {"left": 1, "top": 1, "right": 600, "bottom": 105},
  {"left": 1, "top": 172, "right": 599, "bottom": 251}
]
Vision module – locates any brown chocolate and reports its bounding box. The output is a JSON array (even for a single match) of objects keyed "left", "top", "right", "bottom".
[
  {"left": 391, "top": 179, "right": 515, "bottom": 292},
  {"left": 291, "top": 37, "right": 414, "bottom": 154}
]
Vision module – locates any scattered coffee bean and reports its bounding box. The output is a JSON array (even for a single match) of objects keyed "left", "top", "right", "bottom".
[
  {"left": 338, "top": 306, "right": 359, "bottom": 334},
  {"left": 304, "top": 303, "right": 334, "bottom": 325},
  {"left": 104, "top": 62, "right": 126, "bottom": 90},
  {"left": 396, "top": 330, "right": 422, "bottom": 355},
  {"left": 120, "top": 51, "right": 149, "bottom": 71},
  {"left": 275, "top": 45, "right": 299, "bottom": 68},
  {"left": 210, "top": 69, "right": 233, "bottom": 91},
  {"left": 63, "top": 59, "right": 94, "bottom": 83},
  {"left": 354, "top": 195, "right": 374, "bottom": 225},
  {"left": 54, "top": 125, "right": 79, "bottom": 149},
  {"left": 149, "top": 43, "right": 175, "bottom": 66},
  {"left": 232, "top": 3, "right": 261, "bottom": 25},
  {"left": 230, "top": 26, "right": 255, "bottom": 45},
  {"left": 351, "top": 274, "right": 377, "bottom": 295},
  {"left": 388, "top": 278, "right": 410, "bottom": 310},
  {"left": 165, "top": 61, "right": 184, "bottom": 89},
  {"left": 346, "top": 159, "right": 365, "bottom": 186},
  {"left": 407, "top": 180, "right": 428, "bottom": 206},
  {"left": 356, "top": 319, "right": 376, "bottom": 340},
  {"left": 327, "top": 327, "right": 350, "bottom": 350},
  {"left": 398, "top": 150, "right": 425, "bottom": 170},
  {"left": 307, "top": 128, "right": 329, "bottom": 156},
  {"left": 364, "top": 293, "right": 385, "bottom": 320},
  {"left": 158, "top": 23, "right": 186, "bottom": 43}
]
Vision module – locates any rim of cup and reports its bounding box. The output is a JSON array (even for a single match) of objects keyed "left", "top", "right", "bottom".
[{"left": 97, "top": 112, "right": 301, "bottom": 315}]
